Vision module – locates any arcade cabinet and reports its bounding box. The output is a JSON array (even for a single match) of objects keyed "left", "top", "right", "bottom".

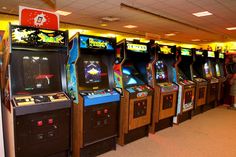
[
  {"left": 191, "top": 49, "right": 208, "bottom": 115},
  {"left": 173, "top": 47, "right": 195, "bottom": 124},
  {"left": 113, "top": 40, "right": 153, "bottom": 145},
  {"left": 203, "top": 50, "right": 219, "bottom": 110},
  {"left": 67, "top": 34, "right": 120, "bottom": 157},
  {"left": 215, "top": 51, "right": 226, "bottom": 104},
  {"left": 147, "top": 44, "right": 178, "bottom": 133},
  {"left": 2, "top": 25, "right": 71, "bottom": 157}
]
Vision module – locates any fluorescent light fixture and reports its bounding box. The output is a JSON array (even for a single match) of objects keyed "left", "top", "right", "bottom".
[
  {"left": 165, "top": 33, "right": 176, "bottom": 37},
  {"left": 192, "top": 39, "right": 200, "bottom": 42},
  {"left": 226, "top": 27, "right": 236, "bottom": 30},
  {"left": 192, "top": 11, "right": 212, "bottom": 17},
  {"left": 55, "top": 10, "right": 72, "bottom": 16},
  {"left": 124, "top": 25, "right": 137, "bottom": 28}
]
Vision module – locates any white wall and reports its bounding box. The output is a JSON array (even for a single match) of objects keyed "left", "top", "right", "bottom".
[{"left": 0, "top": 94, "right": 5, "bottom": 157}]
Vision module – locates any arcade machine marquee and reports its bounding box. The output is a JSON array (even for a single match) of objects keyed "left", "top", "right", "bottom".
[
  {"left": 148, "top": 44, "right": 178, "bottom": 133},
  {"left": 114, "top": 40, "right": 153, "bottom": 145},
  {"left": 67, "top": 34, "right": 120, "bottom": 157},
  {"left": 2, "top": 25, "right": 71, "bottom": 157}
]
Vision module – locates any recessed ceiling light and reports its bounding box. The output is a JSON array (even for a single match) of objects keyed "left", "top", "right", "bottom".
[
  {"left": 124, "top": 25, "right": 137, "bottom": 29},
  {"left": 165, "top": 33, "right": 176, "bottom": 37},
  {"left": 101, "top": 16, "right": 120, "bottom": 22},
  {"left": 2, "top": 6, "right": 7, "bottom": 10},
  {"left": 100, "top": 23, "right": 108, "bottom": 27},
  {"left": 55, "top": 10, "right": 72, "bottom": 16},
  {"left": 192, "top": 39, "right": 200, "bottom": 42},
  {"left": 192, "top": 11, "right": 213, "bottom": 17},
  {"left": 226, "top": 27, "right": 236, "bottom": 30}
]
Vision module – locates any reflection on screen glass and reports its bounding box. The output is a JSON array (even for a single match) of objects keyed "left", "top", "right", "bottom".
[
  {"left": 215, "top": 64, "right": 220, "bottom": 77},
  {"left": 84, "top": 60, "right": 101, "bottom": 83},
  {"left": 155, "top": 61, "right": 168, "bottom": 82},
  {"left": 204, "top": 63, "right": 212, "bottom": 78},
  {"left": 122, "top": 66, "right": 144, "bottom": 87},
  {"left": 23, "top": 56, "right": 54, "bottom": 91}
]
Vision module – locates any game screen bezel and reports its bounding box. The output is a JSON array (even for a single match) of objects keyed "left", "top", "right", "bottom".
[{"left": 11, "top": 51, "right": 62, "bottom": 95}]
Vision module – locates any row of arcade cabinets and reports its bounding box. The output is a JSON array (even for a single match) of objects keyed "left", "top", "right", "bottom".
[
  {"left": 1, "top": 25, "right": 71, "bottom": 157},
  {"left": 67, "top": 34, "right": 120, "bottom": 157}
]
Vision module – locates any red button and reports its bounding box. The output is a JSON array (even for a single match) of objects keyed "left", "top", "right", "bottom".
[
  {"left": 104, "top": 109, "right": 108, "bottom": 114},
  {"left": 37, "top": 121, "right": 43, "bottom": 127},
  {"left": 48, "top": 118, "right": 54, "bottom": 125},
  {"left": 97, "top": 110, "right": 101, "bottom": 115}
]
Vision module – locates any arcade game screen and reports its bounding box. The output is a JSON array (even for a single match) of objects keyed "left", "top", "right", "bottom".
[
  {"left": 155, "top": 61, "right": 168, "bottom": 83},
  {"left": 204, "top": 63, "right": 212, "bottom": 78},
  {"left": 122, "top": 65, "right": 145, "bottom": 87},
  {"left": 181, "top": 48, "right": 192, "bottom": 56},
  {"left": 84, "top": 60, "right": 101, "bottom": 83},
  {"left": 11, "top": 52, "right": 61, "bottom": 95},
  {"left": 215, "top": 64, "right": 220, "bottom": 77}
]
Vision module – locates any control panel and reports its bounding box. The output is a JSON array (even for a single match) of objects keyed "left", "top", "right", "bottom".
[
  {"left": 162, "top": 94, "right": 173, "bottom": 110},
  {"left": 194, "top": 77, "right": 206, "bottom": 83},
  {"left": 126, "top": 85, "right": 153, "bottom": 98},
  {"left": 14, "top": 93, "right": 69, "bottom": 106},
  {"left": 158, "top": 82, "right": 178, "bottom": 93},
  {"left": 133, "top": 100, "right": 147, "bottom": 118},
  {"left": 210, "top": 77, "right": 219, "bottom": 84},
  {"left": 179, "top": 80, "right": 195, "bottom": 86},
  {"left": 80, "top": 89, "right": 117, "bottom": 98}
]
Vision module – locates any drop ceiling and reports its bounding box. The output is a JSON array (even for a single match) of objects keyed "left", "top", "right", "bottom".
[{"left": 0, "top": 0, "right": 236, "bottom": 43}]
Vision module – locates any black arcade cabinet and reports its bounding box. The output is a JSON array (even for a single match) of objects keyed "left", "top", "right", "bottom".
[
  {"left": 215, "top": 51, "right": 226, "bottom": 104},
  {"left": 148, "top": 44, "right": 178, "bottom": 133},
  {"left": 191, "top": 49, "right": 208, "bottom": 115},
  {"left": 173, "top": 47, "right": 195, "bottom": 124},
  {"left": 2, "top": 25, "right": 71, "bottom": 157},
  {"left": 67, "top": 34, "right": 120, "bottom": 157},
  {"left": 113, "top": 40, "right": 153, "bottom": 145},
  {"left": 203, "top": 50, "right": 219, "bottom": 110}
]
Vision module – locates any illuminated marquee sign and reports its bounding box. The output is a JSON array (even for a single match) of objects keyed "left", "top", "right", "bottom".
[
  {"left": 80, "top": 35, "right": 115, "bottom": 50},
  {"left": 219, "top": 53, "right": 224, "bottom": 59},
  {"left": 208, "top": 51, "right": 215, "bottom": 58},
  {"left": 11, "top": 25, "right": 67, "bottom": 48},
  {"left": 127, "top": 43, "right": 147, "bottom": 53},
  {"left": 160, "top": 46, "right": 173, "bottom": 55},
  {"left": 181, "top": 48, "right": 192, "bottom": 56},
  {"left": 196, "top": 50, "right": 203, "bottom": 56}
]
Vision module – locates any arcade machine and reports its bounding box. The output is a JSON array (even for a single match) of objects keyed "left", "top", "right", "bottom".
[
  {"left": 2, "top": 25, "right": 71, "bottom": 157},
  {"left": 113, "top": 40, "right": 153, "bottom": 145},
  {"left": 215, "top": 51, "right": 226, "bottom": 104},
  {"left": 147, "top": 44, "right": 178, "bottom": 133},
  {"left": 173, "top": 47, "right": 195, "bottom": 124},
  {"left": 203, "top": 50, "right": 219, "bottom": 110},
  {"left": 67, "top": 34, "right": 120, "bottom": 157},
  {"left": 191, "top": 49, "right": 208, "bottom": 115}
]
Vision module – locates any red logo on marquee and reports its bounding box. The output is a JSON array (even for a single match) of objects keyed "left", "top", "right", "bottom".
[{"left": 19, "top": 6, "right": 59, "bottom": 30}]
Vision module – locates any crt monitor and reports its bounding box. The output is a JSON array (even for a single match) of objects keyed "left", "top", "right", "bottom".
[
  {"left": 155, "top": 60, "right": 168, "bottom": 83},
  {"left": 122, "top": 65, "right": 145, "bottom": 87},
  {"left": 77, "top": 56, "right": 109, "bottom": 91},
  {"left": 11, "top": 51, "right": 62, "bottom": 95}
]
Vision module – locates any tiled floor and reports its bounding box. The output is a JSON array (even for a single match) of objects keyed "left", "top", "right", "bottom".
[{"left": 100, "top": 106, "right": 236, "bottom": 157}]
